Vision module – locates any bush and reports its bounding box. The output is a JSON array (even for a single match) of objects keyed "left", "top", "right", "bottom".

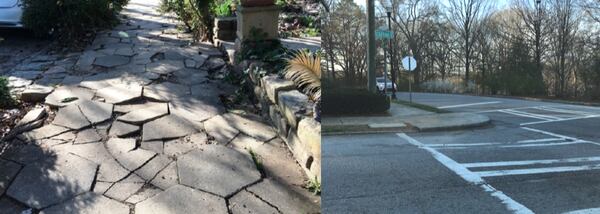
[
  {"left": 160, "top": 0, "right": 215, "bottom": 41},
  {"left": 322, "top": 87, "right": 390, "bottom": 116},
  {"left": 0, "top": 76, "right": 15, "bottom": 109},
  {"left": 21, "top": 0, "right": 128, "bottom": 43}
]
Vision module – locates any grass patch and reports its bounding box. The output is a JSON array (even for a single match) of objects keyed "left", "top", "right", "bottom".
[
  {"left": 392, "top": 99, "right": 450, "bottom": 113},
  {"left": 0, "top": 76, "right": 16, "bottom": 108},
  {"left": 248, "top": 149, "right": 265, "bottom": 175},
  {"left": 306, "top": 176, "right": 321, "bottom": 195}
]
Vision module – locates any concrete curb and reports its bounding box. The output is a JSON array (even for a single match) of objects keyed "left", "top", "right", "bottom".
[{"left": 323, "top": 112, "right": 491, "bottom": 135}]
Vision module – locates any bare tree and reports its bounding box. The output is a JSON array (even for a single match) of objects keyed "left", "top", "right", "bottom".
[
  {"left": 548, "top": 0, "right": 580, "bottom": 97},
  {"left": 447, "top": 0, "right": 493, "bottom": 86}
]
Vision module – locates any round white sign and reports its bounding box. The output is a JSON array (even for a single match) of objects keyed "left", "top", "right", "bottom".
[{"left": 402, "top": 56, "right": 417, "bottom": 71}]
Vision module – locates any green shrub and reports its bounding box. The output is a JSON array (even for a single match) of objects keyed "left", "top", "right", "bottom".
[
  {"left": 0, "top": 76, "right": 15, "bottom": 109},
  {"left": 160, "top": 0, "right": 215, "bottom": 41},
  {"left": 21, "top": 0, "right": 128, "bottom": 43},
  {"left": 212, "top": 0, "right": 233, "bottom": 17},
  {"left": 322, "top": 87, "right": 390, "bottom": 116}
]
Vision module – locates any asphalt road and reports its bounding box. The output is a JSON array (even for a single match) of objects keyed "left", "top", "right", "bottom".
[{"left": 323, "top": 92, "right": 600, "bottom": 214}]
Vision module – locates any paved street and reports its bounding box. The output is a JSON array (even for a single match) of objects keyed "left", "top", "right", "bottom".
[{"left": 323, "top": 92, "right": 600, "bottom": 213}]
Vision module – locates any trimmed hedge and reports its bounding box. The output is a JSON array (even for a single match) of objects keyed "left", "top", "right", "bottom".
[
  {"left": 21, "top": 0, "right": 128, "bottom": 43},
  {"left": 0, "top": 76, "right": 15, "bottom": 108},
  {"left": 322, "top": 88, "right": 390, "bottom": 116}
]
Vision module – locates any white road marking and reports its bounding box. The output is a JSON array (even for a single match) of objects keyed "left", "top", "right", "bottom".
[
  {"left": 463, "top": 156, "right": 600, "bottom": 168},
  {"left": 428, "top": 138, "right": 564, "bottom": 148},
  {"left": 563, "top": 208, "right": 600, "bottom": 214},
  {"left": 498, "top": 141, "right": 585, "bottom": 148},
  {"left": 499, "top": 109, "right": 553, "bottom": 121},
  {"left": 438, "top": 101, "right": 502, "bottom": 109},
  {"left": 520, "top": 127, "right": 579, "bottom": 141},
  {"left": 520, "top": 114, "right": 600, "bottom": 126},
  {"left": 503, "top": 109, "right": 563, "bottom": 121},
  {"left": 475, "top": 163, "right": 600, "bottom": 177},
  {"left": 534, "top": 106, "right": 593, "bottom": 116},
  {"left": 397, "top": 133, "right": 533, "bottom": 214}
]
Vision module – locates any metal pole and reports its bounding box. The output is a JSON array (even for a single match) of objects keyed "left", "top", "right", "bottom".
[
  {"left": 367, "top": 0, "right": 377, "bottom": 92},
  {"left": 384, "top": 47, "right": 388, "bottom": 94},
  {"left": 409, "top": 57, "right": 412, "bottom": 103},
  {"left": 388, "top": 11, "right": 397, "bottom": 99}
]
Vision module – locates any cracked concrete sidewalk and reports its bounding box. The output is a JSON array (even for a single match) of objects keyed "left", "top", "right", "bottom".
[{"left": 0, "top": 0, "right": 320, "bottom": 213}]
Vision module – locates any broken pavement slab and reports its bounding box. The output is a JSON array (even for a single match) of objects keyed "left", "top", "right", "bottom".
[
  {"left": 7, "top": 153, "right": 98, "bottom": 209},
  {"left": 44, "top": 86, "right": 95, "bottom": 107},
  {"left": 117, "top": 102, "right": 169, "bottom": 124},
  {"left": 51, "top": 105, "right": 92, "bottom": 130},
  {"left": 177, "top": 145, "right": 261, "bottom": 197},
  {"left": 40, "top": 192, "right": 129, "bottom": 214},
  {"left": 142, "top": 115, "right": 198, "bottom": 142},
  {"left": 135, "top": 185, "right": 227, "bottom": 214}
]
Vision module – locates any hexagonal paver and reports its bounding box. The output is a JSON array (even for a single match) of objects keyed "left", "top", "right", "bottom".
[
  {"left": 150, "top": 161, "right": 178, "bottom": 190},
  {"left": 52, "top": 105, "right": 91, "bottom": 130},
  {"left": 77, "top": 100, "right": 113, "bottom": 124},
  {"left": 106, "top": 138, "right": 156, "bottom": 171},
  {"left": 55, "top": 142, "right": 130, "bottom": 182},
  {"left": 146, "top": 60, "right": 184, "bottom": 75},
  {"left": 204, "top": 115, "right": 239, "bottom": 144},
  {"left": 229, "top": 190, "right": 279, "bottom": 214},
  {"left": 44, "top": 86, "right": 95, "bottom": 107},
  {"left": 93, "top": 55, "right": 130, "bottom": 68},
  {"left": 96, "top": 84, "right": 143, "bottom": 104},
  {"left": 109, "top": 121, "right": 140, "bottom": 137},
  {"left": 7, "top": 153, "right": 98, "bottom": 209},
  {"left": 117, "top": 102, "right": 168, "bottom": 124},
  {"left": 177, "top": 145, "right": 261, "bottom": 197},
  {"left": 143, "top": 82, "right": 190, "bottom": 102},
  {"left": 135, "top": 185, "right": 227, "bottom": 214},
  {"left": 142, "top": 115, "right": 198, "bottom": 142},
  {"left": 40, "top": 192, "right": 129, "bottom": 214}
]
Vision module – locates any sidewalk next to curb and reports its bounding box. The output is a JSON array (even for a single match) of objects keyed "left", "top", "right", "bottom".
[{"left": 323, "top": 102, "right": 491, "bottom": 135}]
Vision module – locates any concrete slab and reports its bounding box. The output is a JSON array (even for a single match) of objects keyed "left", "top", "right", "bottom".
[
  {"left": 135, "top": 185, "right": 227, "bottom": 214},
  {"left": 177, "top": 145, "right": 261, "bottom": 197},
  {"left": 40, "top": 192, "right": 129, "bottom": 214},
  {"left": 142, "top": 115, "right": 198, "bottom": 141},
  {"left": 52, "top": 104, "right": 91, "bottom": 130}
]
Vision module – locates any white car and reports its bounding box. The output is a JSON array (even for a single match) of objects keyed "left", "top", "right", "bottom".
[
  {"left": 0, "top": 0, "right": 23, "bottom": 28},
  {"left": 376, "top": 77, "right": 396, "bottom": 91}
]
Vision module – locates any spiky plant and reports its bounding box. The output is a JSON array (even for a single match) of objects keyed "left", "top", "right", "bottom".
[{"left": 284, "top": 50, "right": 321, "bottom": 121}]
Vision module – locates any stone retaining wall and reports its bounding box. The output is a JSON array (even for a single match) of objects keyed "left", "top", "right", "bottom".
[{"left": 245, "top": 64, "right": 321, "bottom": 182}]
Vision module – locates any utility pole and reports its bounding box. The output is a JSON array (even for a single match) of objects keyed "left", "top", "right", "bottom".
[
  {"left": 387, "top": 8, "right": 396, "bottom": 99},
  {"left": 367, "top": 0, "right": 377, "bottom": 92}
]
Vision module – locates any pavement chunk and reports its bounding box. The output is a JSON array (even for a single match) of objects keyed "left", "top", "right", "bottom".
[
  {"left": 117, "top": 102, "right": 169, "bottom": 124},
  {"left": 96, "top": 83, "right": 143, "bottom": 104},
  {"left": 107, "top": 138, "right": 156, "bottom": 171},
  {"left": 94, "top": 55, "right": 130, "bottom": 68},
  {"left": 74, "top": 129, "right": 102, "bottom": 144},
  {"left": 40, "top": 192, "right": 129, "bottom": 214},
  {"left": 44, "top": 86, "right": 95, "bottom": 107},
  {"left": 52, "top": 104, "right": 91, "bottom": 130},
  {"left": 109, "top": 121, "right": 140, "bottom": 137},
  {"left": 0, "top": 159, "right": 21, "bottom": 196},
  {"left": 77, "top": 100, "right": 114, "bottom": 124},
  {"left": 177, "top": 145, "right": 261, "bottom": 197},
  {"left": 7, "top": 153, "right": 98, "bottom": 209},
  {"left": 229, "top": 190, "right": 279, "bottom": 214},
  {"left": 142, "top": 115, "right": 198, "bottom": 141},
  {"left": 204, "top": 115, "right": 239, "bottom": 144},
  {"left": 135, "top": 185, "right": 227, "bottom": 214}
]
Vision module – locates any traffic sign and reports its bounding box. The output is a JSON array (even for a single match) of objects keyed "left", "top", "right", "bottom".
[
  {"left": 402, "top": 56, "right": 417, "bottom": 71},
  {"left": 376, "top": 30, "right": 393, "bottom": 40}
]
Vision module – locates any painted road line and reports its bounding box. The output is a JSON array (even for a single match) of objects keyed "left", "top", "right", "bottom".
[
  {"left": 438, "top": 101, "right": 501, "bottom": 109},
  {"left": 503, "top": 109, "right": 563, "bottom": 121},
  {"left": 498, "top": 141, "right": 585, "bottom": 148},
  {"left": 475, "top": 163, "right": 600, "bottom": 177},
  {"left": 520, "top": 114, "right": 600, "bottom": 126},
  {"left": 428, "top": 138, "right": 564, "bottom": 148},
  {"left": 499, "top": 109, "right": 553, "bottom": 121},
  {"left": 535, "top": 106, "right": 594, "bottom": 116},
  {"left": 563, "top": 208, "right": 600, "bottom": 214},
  {"left": 521, "top": 127, "right": 579, "bottom": 141},
  {"left": 463, "top": 156, "right": 600, "bottom": 168},
  {"left": 397, "top": 133, "right": 534, "bottom": 214}
]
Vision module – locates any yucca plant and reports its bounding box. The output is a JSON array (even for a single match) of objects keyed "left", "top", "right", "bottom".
[{"left": 284, "top": 50, "right": 321, "bottom": 121}]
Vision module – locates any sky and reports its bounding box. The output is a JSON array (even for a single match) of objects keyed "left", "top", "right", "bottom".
[{"left": 352, "top": 0, "right": 510, "bottom": 11}]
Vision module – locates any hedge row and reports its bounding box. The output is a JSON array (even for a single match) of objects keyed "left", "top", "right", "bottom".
[
  {"left": 322, "top": 88, "right": 390, "bottom": 116},
  {"left": 21, "top": 0, "right": 129, "bottom": 43}
]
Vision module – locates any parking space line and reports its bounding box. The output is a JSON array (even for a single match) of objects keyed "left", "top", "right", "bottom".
[
  {"left": 397, "top": 133, "right": 534, "bottom": 214},
  {"left": 438, "top": 101, "right": 502, "bottom": 109},
  {"left": 463, "top": 156, "right": 600, "bottom": 168},
  {"left": 520, "top": 114, "right": 600, "bottom": 126},
  {"left": 503, "top": 109, "right": 563, "bottom": 120},
  {"left": 562, "top": 208, "right": 600, "bottom": 214},
  {"left": 534, "top": 106, "right": 594, "bottom": 116},
  {"left": 521, "top": 127, "right": 579, "bottom": 141},
  {"left": 475, "top": 164, "right": 600, "bottom": 177}
]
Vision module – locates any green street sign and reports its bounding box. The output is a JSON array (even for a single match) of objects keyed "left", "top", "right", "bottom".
[{"left": 376, "top": 30, "right": 393, "bottom": 40}]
